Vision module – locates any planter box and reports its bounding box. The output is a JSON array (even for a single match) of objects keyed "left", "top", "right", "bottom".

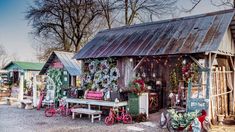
[
  {"left": 128, "top": 93, "right": 149, "bottom": 118},
  {"left": 0, "top": 92, "right": 10, "bottom": 97}
]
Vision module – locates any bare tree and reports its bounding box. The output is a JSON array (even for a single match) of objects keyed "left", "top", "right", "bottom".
[
  {"left": 0, "top": 45, "right": 10, "bottom": 69},
  {"left": 62, "top": 0, "right": 102, "bottom": 51},
  {"left": 119, "top": 0, "right": 177, "bottom": 25},
  {"left": 97, "top": 0, "right": 119, "bottom": 29},
  {"left": 26, "top": 0, "right": 102, "bottom": 60},
  {"left": 98, "top": 0, "right": 177, "bottom": 27},
  {"left": 26, "top": 0, "right": 71, "bottom": 52},
  {"left": 26, "top": 0, "right": 177, "bottom": 60},
  {"left": 184, "top": 0, "right": 234, "bottom": 12}
]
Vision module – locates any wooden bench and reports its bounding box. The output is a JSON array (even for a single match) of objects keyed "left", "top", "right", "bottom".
[
  {"left": 71, "top": 108, "right": 102, "bottom": 123},
  {"left": 20, "top": 99, "right": 33, "bottom": 110}
]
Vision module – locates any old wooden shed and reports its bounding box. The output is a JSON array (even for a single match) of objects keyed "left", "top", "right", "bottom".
[{"left": 74, "top": 9, "right": 235, "bottom": 122}]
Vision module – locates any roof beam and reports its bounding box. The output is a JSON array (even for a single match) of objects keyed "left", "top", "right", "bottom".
[
  {"left": 133, "top": 57, "right": 146, "bottom": 71},
  {"left": 189, "top": 55, "right": 205, "bottom": 69}
]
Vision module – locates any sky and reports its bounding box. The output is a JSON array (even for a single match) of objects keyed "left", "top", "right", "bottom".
[
  {"left": 0, "top": 0, "right": 34, "bottom": 62},
  {"left": 0, "top": 0, "right": 233, "bottom": 62}
]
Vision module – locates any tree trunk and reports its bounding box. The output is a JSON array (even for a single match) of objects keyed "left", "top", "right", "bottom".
[{"left": 124, "top": 0, "right": 128, "bottom": 25}]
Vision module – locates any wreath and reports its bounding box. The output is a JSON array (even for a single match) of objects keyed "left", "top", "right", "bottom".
[
  {"left": 102, "top": 75, "right": 111, "bottom": 88},
  {"left": 111, "top": 82, "right": 118, "bottom": 92},
  {"left": 89, "top": 61, "right": 97, "bottom": 74},
  {"left": 129, "top": 79, "right": 146, "bottom": 95},
  {"left": 83, "top": 73, "right": 91, "bottom": 84},
  {"left": 100, "top": 60, "right": 109, "bottom": 70},
  {"left": 110, "top": 67, "right": 120, "bottom": 81},
  {"left": 93, "top": 70, "right": 103, "bottom": 84}
]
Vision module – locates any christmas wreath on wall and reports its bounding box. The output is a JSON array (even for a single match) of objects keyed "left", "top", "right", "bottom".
[
  {"left": 82, "top": 58, "right": 120, "bottom": 92},
  {"left": 129, "top": 78, "right": 146, "bottom": 95}
]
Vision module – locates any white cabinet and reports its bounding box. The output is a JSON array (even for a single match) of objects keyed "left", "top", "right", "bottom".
[{"left": 139, "top": 93, "right": 149, "bottom": 118}]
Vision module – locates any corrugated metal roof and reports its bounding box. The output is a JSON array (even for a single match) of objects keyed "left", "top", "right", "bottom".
[
  {"left": 3, "top": 61, "right": 44, "bottom": 71},
  {"left": 74, "top": 9, "right": 235, "bottom": 60},
  {"left": 40, "top": 51, "right": 81, "bottom": 76}
]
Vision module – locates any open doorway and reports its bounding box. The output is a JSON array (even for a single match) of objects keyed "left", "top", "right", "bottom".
[{"left": 13, "top": 71, "right": 19, "bottom": 84}]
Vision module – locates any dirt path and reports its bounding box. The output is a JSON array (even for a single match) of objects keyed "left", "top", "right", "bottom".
[{"left": 0, "top": 104, "right": 166, "bottom": 132}]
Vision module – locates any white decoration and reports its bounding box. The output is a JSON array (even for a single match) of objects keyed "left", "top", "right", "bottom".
[{"left": 110, "top": 67, "right": 120, "bottom": 81}]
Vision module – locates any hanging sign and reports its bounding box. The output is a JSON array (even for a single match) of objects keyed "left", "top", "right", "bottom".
[{"left": 51, "top": 61, "right": 64, "bottom": 68}]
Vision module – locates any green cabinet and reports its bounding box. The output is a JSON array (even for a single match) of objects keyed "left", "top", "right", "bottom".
[
  {"left": 128, "top": 93, "right": 149, "bottom": 117},
  {"left": 128, "top": 93, "right": 139, "bottom": 116}
]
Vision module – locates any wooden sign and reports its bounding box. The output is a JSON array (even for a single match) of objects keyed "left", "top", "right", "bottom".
[{"left": 51, "top": 61, "right": 63, "bottom": 68}]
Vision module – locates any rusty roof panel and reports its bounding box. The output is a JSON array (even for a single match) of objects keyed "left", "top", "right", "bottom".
[
  {"left": 74, "top": 9, "right": 235, "bottom": 59},
  {"left": 208, "top": 13, "right": 234, "bottom": 51}
]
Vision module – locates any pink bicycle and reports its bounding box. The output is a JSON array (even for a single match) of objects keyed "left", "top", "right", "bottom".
[
  {"left": 44, "top": 98, "right": 71, "bottom": 117},
  {"left": 105, "top": 107, "right": 132, "bottom": 126}
]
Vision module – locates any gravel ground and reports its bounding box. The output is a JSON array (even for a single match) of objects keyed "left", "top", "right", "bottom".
[
  {"left": 0, "top": 104, "right": 167, "bottom": 132},
  {"left": 2, "top": 103, "right": 234, "bottom": 132}
]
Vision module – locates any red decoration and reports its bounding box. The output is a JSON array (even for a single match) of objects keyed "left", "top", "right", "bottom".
[
  {"left": 86, "top": 91, "right": 103, "bottom": 100},
  {"left": 182, "top": 63, "right": 193, "bottom": 81},
  {"left": 130, "top": 79, "right": 146, "bottom": 95}
]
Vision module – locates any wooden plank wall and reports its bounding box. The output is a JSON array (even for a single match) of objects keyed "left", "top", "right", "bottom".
[{"left": 117, "top": 57, "right": 135, "bottom": 89}]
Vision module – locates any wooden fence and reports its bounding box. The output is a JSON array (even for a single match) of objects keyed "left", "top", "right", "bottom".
[{"left": 211, "top": 66, "right": 234, "bottom": 122}]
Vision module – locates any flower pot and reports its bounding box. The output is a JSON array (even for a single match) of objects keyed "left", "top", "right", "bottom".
[{"left": 217, "top": 114, "right": 225, "bottom": 125}]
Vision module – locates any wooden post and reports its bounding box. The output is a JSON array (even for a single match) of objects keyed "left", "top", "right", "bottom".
[
  {"left": 228, "top": 56, "right": 234, "bottom": 115},
  {"left": 219, "top": 67, "right": 225, "bottom": 115},
  {"left": 18, "top": 75, "right": 24, "bottom": 101},
  {"left": 222, "top": 66, "right": 228, "bottom": 117},
  {"left": 208, "top": 53, "right": 217, "bottom": 121},
  {"left": 33, "top": 75, "right": 37, "bottom": 107},
  {"left": 208, "top": 53, "right": 212, "bottom": 120},
  {"left": 233, "top": 57, "right": 235, "bottom": 115},
  {"left": 212, "top": 70, "right": 217, "bottom": 118},
  {"left": 215, "top": 68, "right": 220, "bottom": 115}
]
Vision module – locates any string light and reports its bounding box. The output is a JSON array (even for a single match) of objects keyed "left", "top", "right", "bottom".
[
  {"left": 152, "top": 73, "right": 156, "bottom": 77},
  {"left": 129, "top": 58, "right": 133, "bottom": 62}
]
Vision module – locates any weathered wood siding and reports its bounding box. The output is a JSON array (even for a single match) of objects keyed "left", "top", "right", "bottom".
[
  {"left": 117, "top": 58, "right": 135, "bottom": 89},
  {"left": 218, "top": 28, "right": 235, "bottom": 55}
]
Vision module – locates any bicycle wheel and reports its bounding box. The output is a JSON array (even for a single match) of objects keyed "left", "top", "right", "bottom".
[
  {"left": 45, "top": 108, "right": 54, "bottom": 117},
  {"left": 61, "top": 108, "right": 66, "bottom": 116},
  {"left": 167, "top": 119, "right": 175, "bottom": 132},
  {"left": 159, "top": 112, "right": 167, "bottom": 128},
  {"left": 104, "top": 116, "right": 114, "bottom": 126},
  {"left": 123, "top": 114, "right": 132, "bottom": 124},
  {"left": 61, "top": 108, "right": 70, "bottom": 116}
]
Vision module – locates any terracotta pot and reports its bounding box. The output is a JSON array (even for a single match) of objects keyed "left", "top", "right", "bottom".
[
  {"left": 217, "top": 114, "right": 225, "bottom": 125},
  {"left": 0, "top": 92, "right": 10, "bottom": 97}
]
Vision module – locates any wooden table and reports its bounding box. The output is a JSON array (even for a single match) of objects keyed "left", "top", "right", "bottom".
[{"left": 65, "top": 98, "right": 128, "bottom": 111}]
